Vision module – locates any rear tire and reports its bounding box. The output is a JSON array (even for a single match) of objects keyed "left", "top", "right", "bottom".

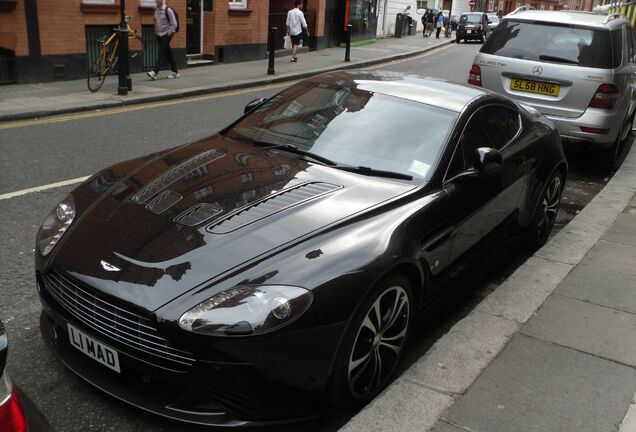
[
  {"left": 329, "top": 273, "right": 413, "bottom": 409},
  {"left": 601, "top": 109, "right": 634, "bottom": 172},
  {"left": 525, "top": 170, "right": 565, "bottom": 250}
]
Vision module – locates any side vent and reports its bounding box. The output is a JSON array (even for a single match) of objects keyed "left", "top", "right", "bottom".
[
  {"left": 145, "top": 190, "right": 183, "bottom": 214},
  {"left": 207, "top": 182, "right": 341, "bottom": 234},
  {"left": 132, "top": 149, "right": 225, "bottom": 204},
  {"left": 174, "top": 202, "right": 223, "bottom": 226}
]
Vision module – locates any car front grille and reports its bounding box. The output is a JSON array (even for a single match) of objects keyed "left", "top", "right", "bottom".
[{"left": 40, "top": 271, "right": 195, "bottom": 372}]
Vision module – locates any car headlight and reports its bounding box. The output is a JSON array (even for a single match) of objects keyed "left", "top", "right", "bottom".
[
  {"left": 178, "top": 285, "right": 313, "bottom": 336},
  {"left": 37, "top": 195, "right": 75, "bottom": 256}
]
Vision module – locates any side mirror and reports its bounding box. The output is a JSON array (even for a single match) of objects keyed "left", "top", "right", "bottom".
[
  {"left": 244, "top": 97, "right": 268, "bottom": 114},
  {"left": 474, "top": 147, "right": 503, "bottom": 176}
]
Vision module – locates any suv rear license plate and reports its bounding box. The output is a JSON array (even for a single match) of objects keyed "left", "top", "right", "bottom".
[
  {"left": 68, "top": 324, "right": 120, "bottom": 373},
  {"left": 510, "top": 78, "right": 559, "bottom": 97}
]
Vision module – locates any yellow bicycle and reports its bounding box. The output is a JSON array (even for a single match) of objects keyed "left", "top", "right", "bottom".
[{"left": 87, "top": 15, "right": 143, "bottom": 92}]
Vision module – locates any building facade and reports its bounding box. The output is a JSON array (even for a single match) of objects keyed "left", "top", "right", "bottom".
[{"left": 0, "top": 0, "right": 333, "bottom": 84}]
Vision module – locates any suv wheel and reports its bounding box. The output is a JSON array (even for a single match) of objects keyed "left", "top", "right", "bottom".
[{"left": 602, "top": 109, "right": 634, "bottom": 171}]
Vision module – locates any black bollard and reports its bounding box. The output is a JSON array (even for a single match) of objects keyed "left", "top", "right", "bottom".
[
  {"left": 267, "top": 27, "right": 277, "bottom": 75},
  {"left": 345, "top": 24, "right": 352, "bottom": 62},
  {"left": 117, "top": 0, "right": 129, "bottom": 96}
]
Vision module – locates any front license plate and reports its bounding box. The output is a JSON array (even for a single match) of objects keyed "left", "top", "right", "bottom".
[
  {"left": 510, "top": 78, "right": 560, "bottom": 97},
  {"left": 67, "top": 324, "right": 120, "bottom": 373},
  {"left": 466, "top": 29, "right": 472, "bottom": 34}
]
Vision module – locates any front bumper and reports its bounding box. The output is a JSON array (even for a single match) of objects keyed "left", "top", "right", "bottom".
[
  {"left": 457, "top": 28, "right": 484, "bottom": 39},
  {"left": 545, "top": 108, "right": 623, "bottom": 150},
  {"left": 38, "top": 277, "right": 339, "bottom": 427}
]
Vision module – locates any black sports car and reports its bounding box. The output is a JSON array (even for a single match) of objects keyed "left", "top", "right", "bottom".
[{"left": 36, "top": 71, "right": 566, "bottom": 426}]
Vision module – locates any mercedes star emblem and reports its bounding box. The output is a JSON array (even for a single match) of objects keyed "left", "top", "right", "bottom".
[{"left": 532, "top": 66, "right": 543, "bottom": 76}]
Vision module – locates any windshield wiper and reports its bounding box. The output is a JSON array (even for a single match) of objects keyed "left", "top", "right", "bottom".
[
  {"left": 335, "top": 166, "right": 413, "bottom": 181},
  {"left": 539, "top": 55, "right": 579, "bottom": 65},
  {"left": 253, "top": 142, "right": 337, "bottom": 166}
]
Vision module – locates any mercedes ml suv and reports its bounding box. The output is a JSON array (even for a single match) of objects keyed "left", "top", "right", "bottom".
[{"left": 470, "top": 11, "right": 636, "bottom": 169}]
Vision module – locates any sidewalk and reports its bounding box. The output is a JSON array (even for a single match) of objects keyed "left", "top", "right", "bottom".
[
  {"left": 341, "top": 145, "right": 636, "bottom": 432},
  {"left": 0, "top": 35, "right": 451, "bottom": 122}
]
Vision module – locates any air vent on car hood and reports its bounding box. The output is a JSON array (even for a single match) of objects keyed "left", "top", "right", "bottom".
[
  {"left": 174, "top": 202, "right": 224, "bottom": 226},
  {"left": 145, "top": 190, "right": 183, "bottom": 214},
  {"left": 132, "top": 149, "right": 225, "bottom": 204},
  {"left": 207, "top": 182, "right": 341, "bottom": 234}
]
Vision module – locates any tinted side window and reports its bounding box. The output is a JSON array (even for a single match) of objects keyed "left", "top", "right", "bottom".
[
  {"left": 482, "top": 20, "right": 616, "bottom": 69},
  {"left": 613, "top": 28, "right": 624, "bottom": 66},
  {"left": 623, "top": 27, "right": 633, "bottom": 63},
  {"left": 446, "top": 105, "right": 519, "bottom": 179}
]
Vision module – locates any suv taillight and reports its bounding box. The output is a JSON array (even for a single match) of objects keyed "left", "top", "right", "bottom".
[
  {"left": 0, "top": 373, "right": 27, "bottom": 432},
  {"left": 468, "top": 64, "right": 482, "bottom": 87},
  {"left": 588, "top": 84, "right": 619, "bottom": 109}
]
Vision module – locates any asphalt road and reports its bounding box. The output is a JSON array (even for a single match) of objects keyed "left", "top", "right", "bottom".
[{"left": 0, "top": 41, "right": 619, "bottom": 432}]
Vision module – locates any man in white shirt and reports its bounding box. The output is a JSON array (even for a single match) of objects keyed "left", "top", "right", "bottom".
[{"left": 286, "top": 0, "right": 309, "bottom": 63}]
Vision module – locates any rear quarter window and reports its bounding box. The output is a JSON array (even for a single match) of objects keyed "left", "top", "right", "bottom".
[{"left": 481, "top": 20, "right": 620, "bottom": 69}]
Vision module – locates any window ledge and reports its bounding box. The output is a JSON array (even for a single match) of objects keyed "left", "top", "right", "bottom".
[
  {"left": 0, "top": 0, "right": 18, "bottom": 12},
  {"left": 228, "top": 8, "right": 252, "bottom": 16},
  {"left": 80, "top": 3, "right": 120, "bottom": 13},
  {"left": 138, "top": 5, "right": 155, "bottom": 14}
]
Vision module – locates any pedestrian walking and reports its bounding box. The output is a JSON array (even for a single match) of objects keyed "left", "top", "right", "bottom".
[
  {"left": 426, "top": 10, "right": 435, "bottom": 37},
  {"left": 422, "top": 9, "right": 430, "bottom": 37},
  {"left": 435, "top": 11, "right": 444, "bottom": 39},
  {"left": 286, "top": 0, "right": 309, "bottom": 63},
  {"left": 147, "top": 0, "right": 179, "bottom": 80}
]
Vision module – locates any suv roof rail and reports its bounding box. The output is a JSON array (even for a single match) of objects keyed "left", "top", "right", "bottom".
[{"left": 603, "top": 13, "right": 622, "bottom": 24}]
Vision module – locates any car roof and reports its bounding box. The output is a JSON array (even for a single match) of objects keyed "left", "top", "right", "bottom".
[
  {"left": 506, "top": 10, "right": 629, "bottom": 30},
  {"left": 311, "top": 71, "right": 489, "bottom": 113}
]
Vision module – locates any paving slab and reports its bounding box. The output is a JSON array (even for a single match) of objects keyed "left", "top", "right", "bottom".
[
  {"left": 582, "top": 240, "right": 636, "bottom": 276},
  {"left": 556, "top": 261, "right": 636, "bottom": 314},
  {"left": 443, "top": 334, "right": 636, "bottom": 432},
  {"left": 523, "top": 294, "right": 636, "bottom": 366},
  {"left": 340, "top": 379, "right": 453, "bottom": 432},
  {"left": 402, "top": 312, "right": 519, "bottom": 395},
  {"left": 476, "top": 256, "right": 573, "bottom": 324},
  {"left": 603, "top": 213, "right": 636, "bottom": 247},
  {"left": 535, "top": 219, "right": 607, "bottom": 265},
  {"left": 429, "top": 421, "right": 468, "bottom": 432},
  {"left": 575, "top": 183, "right": 636, "bottom": 227}
]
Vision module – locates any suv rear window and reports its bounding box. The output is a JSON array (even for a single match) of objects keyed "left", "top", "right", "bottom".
[
  {"left": 481, "top": 20, "right": 621, "bottom": 69},
  {"left": 460, "top": 14, "right": 482, "bottom": 24}
]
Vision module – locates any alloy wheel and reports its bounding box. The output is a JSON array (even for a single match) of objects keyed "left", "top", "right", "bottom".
[
  {"left": 348, "top": 285, "right": 409, "bottom": 399},
  {"left": 536, "top": 175, "right": 561, "bottom": 243}
]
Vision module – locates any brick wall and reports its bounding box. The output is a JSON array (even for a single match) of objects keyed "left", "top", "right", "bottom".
[
  {"left": 213, "top": 1, "right": 268, "bottom": 48},
  {"left": 0, "top": 0, "right": 29, "bottom": 55},
  {"left": 34, "top": 0, "right": 186, "bottom": 56}
]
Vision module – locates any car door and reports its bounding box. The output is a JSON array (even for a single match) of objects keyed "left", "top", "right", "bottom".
[
  {"left": 623, "top": 25, "right": 636, "bottom": 120},
  {"left": 443, "top": 104, "right": 525, "bottom": 274}
]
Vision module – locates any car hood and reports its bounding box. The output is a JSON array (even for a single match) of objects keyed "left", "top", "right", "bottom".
[{"left": 49, "top": 134, "right": 416, "bottom": 312}]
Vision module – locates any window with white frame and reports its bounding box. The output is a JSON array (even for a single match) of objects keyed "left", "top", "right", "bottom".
[
  {"left": 229, "top": 0, "right": 247, "bottom": 9},
  {"left": 417, "top": 0, "right": 427, "bottom": 8},
  {"left": 82, "top": 0, "right": 115, "bottom": 4},
  {"left": 140, "top": 0, "right": 155, "bottom": 6}
]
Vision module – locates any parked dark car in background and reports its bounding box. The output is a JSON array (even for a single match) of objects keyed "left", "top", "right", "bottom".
[
  {"left": 457, "top": 12, "right": 491, "bottom": 43},
  {"left": 36, "top": 71, "right": 566, "bottom": 427},
  {"left": 0, "top": 320, "right": 51, "bottom": 432}
]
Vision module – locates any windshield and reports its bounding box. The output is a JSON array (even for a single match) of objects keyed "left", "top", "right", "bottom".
[
  {"left": 481, "top": 20, "right": 619, "bottom": 69},
  {"left": 460, "top": 14, "right": 482, "bottom": 24},
  {"left": 225, "top": 79, "right": 458, "bottom": 181},
  {"left": 488, "top": 15, "right": 499, "bottom": 23}
]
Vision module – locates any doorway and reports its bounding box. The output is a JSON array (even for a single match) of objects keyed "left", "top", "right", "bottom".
[{"left": 186, "top": 0, "right": 202, "bottom": 54}]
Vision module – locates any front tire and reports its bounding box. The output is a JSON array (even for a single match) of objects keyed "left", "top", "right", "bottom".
[
  {"left": 525, "top": 170, "right": 565, "bottom": 250},
  {"left": 329, "top": 274, "right": 413, "bottom": 408}
]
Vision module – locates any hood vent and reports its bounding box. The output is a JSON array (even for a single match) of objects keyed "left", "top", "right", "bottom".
[
  {"left": 174, "top": 202, "right": 224, "bottom": 226},
  {"left": 145, "top": 190, "right": 183, "bottom": 215},
  {"left": 132, "top": 149, "right": 225, "bottom": 204},
  {"left": 207, "top": 182, "right": 341, "bottom": 234}
]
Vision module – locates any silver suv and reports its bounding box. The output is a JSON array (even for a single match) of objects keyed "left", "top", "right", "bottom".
[{"left": 470, "top": 11, "right": 636, "bottom": 169}]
